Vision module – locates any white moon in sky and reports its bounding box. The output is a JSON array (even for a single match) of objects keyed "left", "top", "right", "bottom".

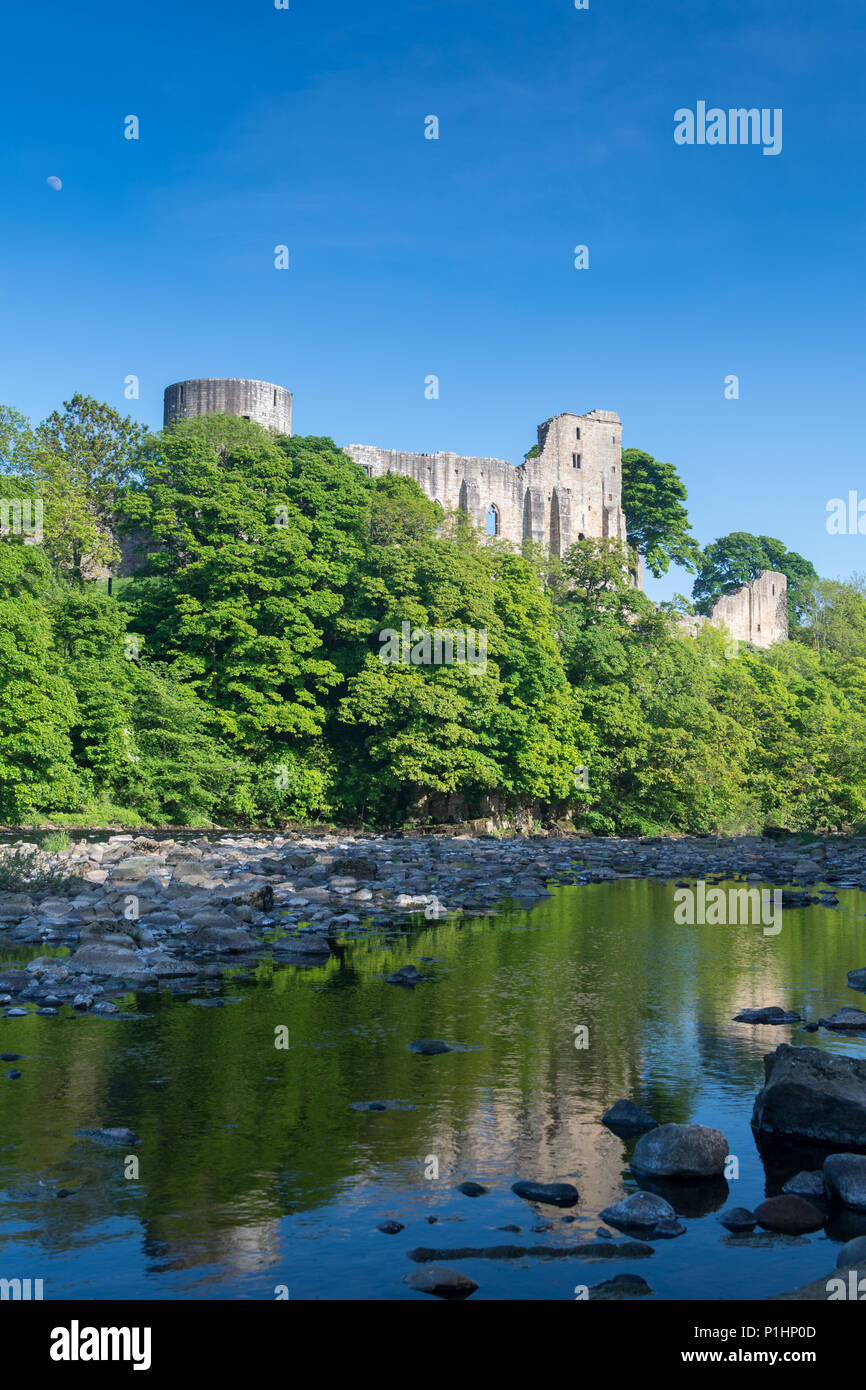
[{"left": 46, "top": 176, "right": 62, "bottom": 190}]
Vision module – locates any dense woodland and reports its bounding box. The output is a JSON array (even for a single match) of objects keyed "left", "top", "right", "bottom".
[{"left": 1, "top": 395, "right": 864, "bottom": 835}]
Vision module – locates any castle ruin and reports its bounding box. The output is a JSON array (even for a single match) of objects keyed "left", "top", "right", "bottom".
[
  {"left": 155, "top": 378, "right": 787, "bottom": 647},
  {"left": 344, "top": 409, "right": 628, "bottom": 562}
]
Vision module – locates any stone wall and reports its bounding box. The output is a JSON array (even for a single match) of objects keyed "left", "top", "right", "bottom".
[
  {"left": 344, "top": 409, "right": 629, "bottom": 559},
  {"left": 680, "top": 571, "right": 788, "bottom": 648},
  {"left": 164, "top": 378, "right": 293, "bottom": 435}
]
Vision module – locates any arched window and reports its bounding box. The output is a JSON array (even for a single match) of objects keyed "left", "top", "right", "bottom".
[{"left": 485, "top": 504, "right": 499, "bottom": 536}]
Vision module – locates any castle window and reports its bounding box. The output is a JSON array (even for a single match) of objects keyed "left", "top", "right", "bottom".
[
  {"left": 772, "top": 584, "right": 776, "bottom": 595},
  {"left": 576, "top": 428, "right": 581, "bottom": 440},
  {"left": 578, "top": 532, "right": 586, "bottom": 541},
  {"left": 273, "top": 389, "right": 277, "bottom": 405},
  {"left": 242, "top": 415, "right": 250, "bottom": 421},
  {"left": 573, "top": 453, "right": 581, "bottom": 469},
  {"left": 611, "top": 435, "right": 616, "bottom": 443},
  {"left": 485, "top": 505, "right": 499, "bottom": 537}
]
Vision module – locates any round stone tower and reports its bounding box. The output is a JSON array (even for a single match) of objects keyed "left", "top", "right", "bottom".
[{"left": 163, "top": 378, "right": 293, "bottom": 435}]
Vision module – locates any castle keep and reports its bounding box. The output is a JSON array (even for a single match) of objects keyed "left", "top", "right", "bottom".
[{"left": 157, "top": 378, "right": 787, "bottom": 647}]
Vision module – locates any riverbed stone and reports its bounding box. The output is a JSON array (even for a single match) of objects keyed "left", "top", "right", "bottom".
[
  {"left": 782, "top": 1171, "right": 826, "bottom": 1199},
  {"left": 836, "top": 1235, "right": 866, "bottom": 1267},
  {"left": 601, "top": 1099, "right": 658, "bottom": 1133},
  {"left": 511, "top": 1179, "right": 579, "bottom": 1208},
  {"left": 599, "top": 1192, "right": 677, "bottom": 1232},
  {"left": 820, "top": 1008, "right": 866, "bottom": 1031},
  {"left": 754, "top": 1195, "right": 826, "bottom": 1234},
  {"left": 734, "top": 1006, "right": 801, "bottom": 1024},
  {"left": 403, "top": 1265, "right": 478, "bottom": 1298},
  {"left": 824, "top": 1154, "right": 866, "bottom": 1210},
  {"left": 718, "top": 1207, "right": 758, "bottom": 1231},
  {"left": 751, "top": 1044, "right": 866, "bottom": 1145},
  {"left": 631, "top": 1123, "right": 729, "bottom": 1179},
  {"left": 66, "top": 942, "right": 149, "bottom": 975}
]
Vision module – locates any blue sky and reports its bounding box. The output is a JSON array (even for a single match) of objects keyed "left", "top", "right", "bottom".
[{"left": 2, "top": 0, "right": 865, "bottom": 601}]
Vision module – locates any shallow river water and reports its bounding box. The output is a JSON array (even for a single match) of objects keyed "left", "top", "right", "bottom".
[{"left": 2, "top": 877, "right": 865, "bottom": 1300}]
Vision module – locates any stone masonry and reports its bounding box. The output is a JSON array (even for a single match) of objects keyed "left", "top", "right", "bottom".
[
  {"left": 164, "top": 378, "right": 293, "bottom": 436},
  {"left": 344, "top": 409, "right": 629, "bottom": 561},
  {"left": 679, "top": 570, "right": 788, "bottom": 648}
]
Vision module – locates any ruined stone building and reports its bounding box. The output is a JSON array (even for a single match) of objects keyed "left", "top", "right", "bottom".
[
  {"left": 682, "top": 570, "right": 788, "bottom": 648},
  {"left": 151, "top": 378, "right": 787, "bottom": 646},
  {"left": 344, "top": 409, "right": 628, "bottom": 561}
]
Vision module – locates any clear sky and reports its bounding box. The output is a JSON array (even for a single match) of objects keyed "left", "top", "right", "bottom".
[{"left": 2, "top": 0, "right": 865, "bottom": 601}]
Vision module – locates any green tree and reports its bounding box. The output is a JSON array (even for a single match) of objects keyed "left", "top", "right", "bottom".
[{"left": 620, "top": 448, "right": 702, "bottom": 578}]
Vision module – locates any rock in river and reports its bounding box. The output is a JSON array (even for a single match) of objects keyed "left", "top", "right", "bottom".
[
  {"left": 754, "top": 1195, "right": 826, "bottom": 1234},
  {"left": 718, "top": 1207, "right": 758, "bottom": 1232},
  {"left": 733, "top": 1006, "right": 801, "bottom": 1024},
  {"left": 751, "top": 1044, "right": 866, "bottom": 1146},
  {"left": 823, "top": 1153, "right": 866, "bottom": 1210},
  {"left": 511, "top": 1179, "right": 579, "bottom": 1208},
  {"left": 819, "top": 1008, "right": 866, "bottom": 1031},
  {"left": 601, "top": 1099, "right": 658, "bottom": 1133},
  {"left": 403, "top": 1265, "right": 478, "bottom": 1299},
  {"left": 782, "top": 1171, "right": 826, "bottom": 1199},
  {"left": 599, "top": 1192, "right": 679, "bottom": 1235},
  {"left": 65, "top": 943, "right": 150, "bottom": 976},
  {"left": 631, "top": 1123, "right": 729, "bottom": 1179}
]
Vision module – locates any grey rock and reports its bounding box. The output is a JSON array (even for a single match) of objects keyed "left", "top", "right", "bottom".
[
  {"left": 457, "top": 1182, "right": 488, "bottom": 1197},
  {"left": 836, "top": 1235, "right": 866, "bottom": 1267},
  {"left": 600, "top": 1191, "right": 677, "bottom": 1231},
  {"left": 751, "top": 1044, "right": 866, "bottom": 1145},
  {"left": 403, "top": 1265, "right": 478, "bottom": 1299},
  {"left": 377, "top": 1220, "right": 404, "bottom": 1235},
  {"left": 186, "top": 926, "right": 257, "bottom": 954},
  {"left": 824, "top": 1153, "right": 866, "bottom": 1210},
  {"left": 820, "top": 1008, "right": 866, "bottom": 1031},
  {"left": 587, "top": 1273, "right": 653, "bottom": 1300},
  {"left": 734, "top": 1006, "right": 801, "bottom": 1024},
  {"left": 782, "top": 1170, "right": 826, "bottom": 1198},
  {"left": 601, "top": 1099, "right": 658, "bottom": 1133},
  {"left": 631, "top": 1123, "right": 729, "bottom": 1179},
  {"left": 66, "top": 943, "right": 149, "bottom": 975},
  {"left": 75, "top": 1127, "right": 140, "bottom": 1146},
  {"left": 511, "top": 1179, "right": 579, "bottom": 1208},
  {"left": 718, "top": 1207, "right": 758, "bottom": 1232}
]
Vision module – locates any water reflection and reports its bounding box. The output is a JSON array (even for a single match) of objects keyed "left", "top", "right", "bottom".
[{"left": 1, "top": 878, "right": 865, "bottom": 1299}]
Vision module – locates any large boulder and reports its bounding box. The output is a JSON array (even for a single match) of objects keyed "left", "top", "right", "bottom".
[
  {"left": 824, "top": 1153, "right": 866, "bottom": 1210},
  {"left": 631, "top": 1123, "right": 729, "bottom": 1179},
  {"left": 66, "top": 942, "right": 150, "bottom": 975},
  {"left": 751, "top": 1044, "right": 866, "bottom": 1146},
  {"left": 110, "top": 855, "right": 165, "bottom": 881}
]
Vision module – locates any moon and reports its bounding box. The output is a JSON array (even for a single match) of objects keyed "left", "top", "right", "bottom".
[{"left": 46, "top": 176, "right": 62, "bottom": 190}]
